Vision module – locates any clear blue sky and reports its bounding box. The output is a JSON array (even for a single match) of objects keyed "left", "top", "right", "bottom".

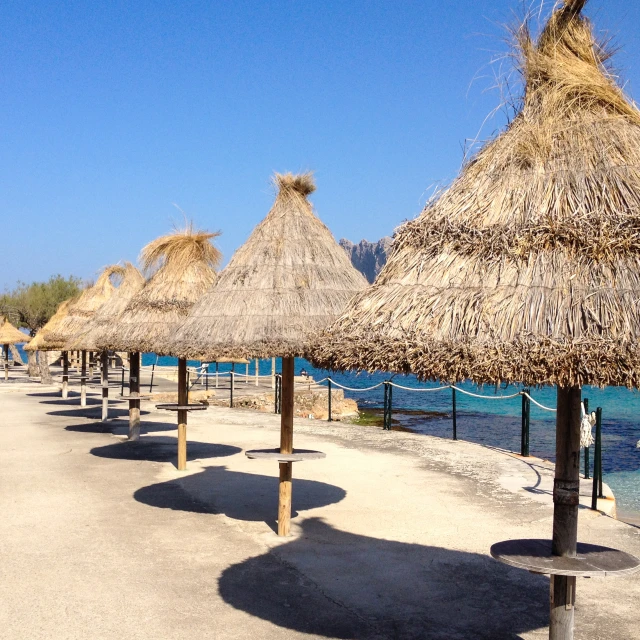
[{"left": 1, "top": 0, "right": 639, "bottom": 288}]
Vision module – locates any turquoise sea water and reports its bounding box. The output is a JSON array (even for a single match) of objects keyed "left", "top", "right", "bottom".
[{"left": 18, "top": 347, "right": 640, "bottom": 518}]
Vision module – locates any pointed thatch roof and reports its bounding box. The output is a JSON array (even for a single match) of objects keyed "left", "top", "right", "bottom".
[
  {"left": 42, "top": 266, "right": 123, "bottom": 350},
  {"left": 169, "top": 173, "right": 368, "bottom": 360},
  {"left": 65, "top": 263, "right": 145, "bottom": 351},
  {"left": 0, "top": 318, "right": 29, "bottom": 345},
  {"left": 312, "top": 0, "right": 640, "bottom": 389},
  {"left": 25, "top": 299, "right": 74, "bottom": 351},
  {"left": 101, "top": 226, "right": 221, "bottom": 354}
]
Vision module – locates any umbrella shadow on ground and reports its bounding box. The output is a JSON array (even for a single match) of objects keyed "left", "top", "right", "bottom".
[
  {"left": 218, "top": 517, "right": 548, "bottom": 639},
  {"left": 133, "top": 466, "right": 347, "bottom": 530},
  {"left": 65, "top": 420, "right": 178, "bottom": 435},
  {"left": 27, "top": 391, "right": 70, "bottom": 398},
  {"left": 91, "top": 438, "right": 241, "bottom": 467},
  {"left": 47, "top": 406, "right": 149, "bottom": 419}
]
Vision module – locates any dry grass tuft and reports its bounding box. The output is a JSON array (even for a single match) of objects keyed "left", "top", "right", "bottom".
[
  {"left": 311, "top": 0, "right": 640, "bottom": 388},
  {"left": 101, "top": 225, "right": 221, "bottom": 354},
  {"left": 140, "top": 223, "right": 222, "bottom": 275},
  {"left": 273, "top": 172, "right": 316, "bottom": 198}
]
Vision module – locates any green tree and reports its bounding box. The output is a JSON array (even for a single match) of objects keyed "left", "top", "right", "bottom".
[{"left": 0, "top": 275, "right": 82, "bottom": 336}]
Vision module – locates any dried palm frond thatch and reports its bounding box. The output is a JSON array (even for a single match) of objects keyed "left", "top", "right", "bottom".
[
  {"left": 102, "top": 225, "right": 221, "bottom": 354},
  {"left": 66, "top": 262, "right": 145, "bottom": 351},
  {"left": 42, "top": 266, "right": 123, "bottom": 350},
  {"left": 25, "top": 299, "right": 74, "bottom": 351},
  {"left": 0, "top": 318, "right": 29, "bottom": 344},
  {"left": 311, "top": 0, "right": 640, "bottom": 389},
  {"left": 169, "top": 173, "right": 368, "bottom": 360}
]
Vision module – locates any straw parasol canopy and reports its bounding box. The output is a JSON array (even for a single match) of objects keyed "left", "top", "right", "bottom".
[
  {"left": 312, "top": 0, "right": 640, "bottom": 390},
  {"left": 170, "top": 173, "right": 368, "bottom": 360},
  {"left": 25, "top": 299, "right": 74, "bottom": 352},
  {"left": 42, "top": 266, "right": 123, "bottom": 351},
  {"left": 0, "top": 318, "right": 29, "bottom": 345},
  {"left": 66, "top": 263, "right": 145, "bottom": 352},
  {"left": 102, "top": 225, "right": 221, "bottom": 355}
]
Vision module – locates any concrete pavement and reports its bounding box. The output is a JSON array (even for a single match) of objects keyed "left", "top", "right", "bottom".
[{"left": 1, "top": 385, "right": 639, "bottom": 639}]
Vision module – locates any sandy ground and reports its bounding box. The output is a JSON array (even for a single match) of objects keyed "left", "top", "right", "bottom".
[{"left": 1, "top": 383, "right": 639, "bottom": 640}]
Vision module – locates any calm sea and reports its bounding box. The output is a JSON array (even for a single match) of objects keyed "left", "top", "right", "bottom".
[{"left": 18, "top": 346, "right": 640, "bottom": 520}]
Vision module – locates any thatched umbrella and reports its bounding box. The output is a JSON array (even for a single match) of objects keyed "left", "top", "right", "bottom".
[
  {"left": 311, "top": 1, "right": 640, "bottom": 637},
  {"left": 44, "top": 266, "right": 122, "bottom": 405},
  {"left": 102, "top": 226, "right": 221, "bottom": 447},
  {"left": 66, "top": 263, "right": 145, "bottom": 421},
  {"left": 26, "top": 298, "right": 76, "bottom": 388},
  {"left": 0, "top": 318, "right": 29, "bottom": 381},
  {"left": 171, "top": 172, "right": 367, "bottom": 535},
  {"left": 25, "top": 299, "right": 73, "bottom": 352}
]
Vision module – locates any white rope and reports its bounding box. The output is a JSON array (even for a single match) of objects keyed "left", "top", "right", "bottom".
[
  {"left": 322, "top": 378, "right": 385, "bottom": 392},
  {"left": 522, "top": 392, "right": 557, "bottom": 412},
  {"left": 389, "top": 382, "right": 451, "bottom": 392},
  {"left": 450, "top": 385, "right": 521, "bottom": 400}
]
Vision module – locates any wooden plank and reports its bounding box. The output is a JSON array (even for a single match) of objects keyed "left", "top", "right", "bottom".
[
  {"left": 101, "top": 351, "right": 109, "bottom": 422},
  {"left": 177, "top": 358, "right": 188, "bottom": 471},
  {"left": 128, "top": 352, "right": 141, "bottom": 441},
  {"left": 62, "top": 351, "right": 69, "bottom": 399},
  {"left": 278, "top": 356, "right": 295, "bottom": 536},
  {"left": 550, "top": 386, "right": 582, "bottom": 639},
  {"left": 80, "top": 350, "right": 87, "bottom": 407},
  {"left": 278, "top": 462, "right": 293, "bottom": 537}
]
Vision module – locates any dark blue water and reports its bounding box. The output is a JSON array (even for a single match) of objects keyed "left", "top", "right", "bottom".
[{"left": 19, "top": 346, "right": 640, "bottom": 516}]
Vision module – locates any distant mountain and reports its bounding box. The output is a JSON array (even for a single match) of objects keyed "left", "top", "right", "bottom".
[{"left": 340, "top": 237, "right": 392, "bottom": 284}]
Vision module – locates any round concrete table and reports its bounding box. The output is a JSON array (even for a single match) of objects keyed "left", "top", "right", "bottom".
[
  {"left": 490, "top": 538, "right": 640, "bottom": 577},
  {"left": 155, "top": 403, "right": 209, "bottom": 412},
  {"left": 245, "top": 448, "right": 326, "bottom": 463}
]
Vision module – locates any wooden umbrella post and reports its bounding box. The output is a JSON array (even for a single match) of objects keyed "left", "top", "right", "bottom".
[
  {"left": 80, "top": 350, "right": 87, "bottom": 407},
  {"left": 271, "top": 357, "right": 276, "bottom": 389},
  {"left": 3, "top": 344, "right": 8, "bottom": 381},
  {"left": 278, "top": 356, "right": 295, "bottom": 536},
  {"left": 62, "top": 351, "right": 69, "bottom": 398},
  {"left": 255, "top": 358, "right": 259, "bottom": 386},
  {"left": 550, "top": 386, "right": 582, "bottom": 640},
  {"left": 88, "top": 351, "right": 94, "bottom": 378},
  {"left": 177, "top": 358, "right": 188, "bottom": 471},
  {"left": 128, "top": 351, "right": 141, "bottom": 441},
  {"left": 101, "top": 351, "right": 109, "bottom": 422}
]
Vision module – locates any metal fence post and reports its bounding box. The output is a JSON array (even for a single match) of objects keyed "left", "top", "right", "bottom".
[
  {"left": 521, "top": 389, "right": 530, "bottom": 457},
  {"left": 327, "top": 379, "right": 332, "bottom": 422},
  {"left": 205, "top": 363, "right": 209, "bottom": 391},
  {"left": 230, "top": 371, "right": 234, "bottom": 408},
  {"left": 583, "top": 398, "right": 590, "bottom": 479},
  {"left": 452, "top": 386, "right": 457, "bottom": 440},
  {"left": 382, "top": 382, "right": 388, "bottom": 429},
  {"left": 591, "top": 407, "right": 603, "bottom": 509},
  {"left": 597, "top": 407, "right": 604, "bottom": 498},
  {"left": 149, "top": 363, "right": 155, "bottom": 393},
  {"left": 384, "top": 382, "right": 393, "bottom": 430}
]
